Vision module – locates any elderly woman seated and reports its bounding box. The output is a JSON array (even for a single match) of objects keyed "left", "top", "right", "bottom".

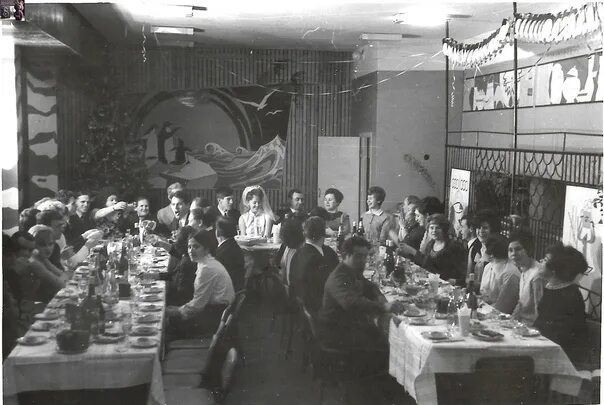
[
  {"left": 166, "top": 230, "right": 235, "bottom": 339},
  {"left": 534, "top": 245, "right": 588, "bottom": 365},
  {"left": 398, "top": 214, "right": 465, "bottom": 285}
]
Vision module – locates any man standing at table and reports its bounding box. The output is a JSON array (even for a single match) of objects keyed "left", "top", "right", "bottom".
[
  {"left": 157, "top": 182, "right": 184, "bottom": 232},
  {"left": 460, "top": 213, "right": 482, "bottom": 287},
  {"left": 361, "top": 186, "right": 392, "bottom": 246},
  {"left": 207, "top": 186, "right": 240, "bottom": 223},
  {"left": 317, "top": 236, "right": 402, "bottom": 376},
  {"left": 289, "top": 216, "right": 339, "bottom": 315}
]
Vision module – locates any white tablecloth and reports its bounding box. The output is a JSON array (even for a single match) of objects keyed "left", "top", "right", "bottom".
[
  {"left": 388, "top": 318, "right": 585, "bottom": 404},
  {"left": 3, "top": 281, "right": 168, "bottom": 405}
]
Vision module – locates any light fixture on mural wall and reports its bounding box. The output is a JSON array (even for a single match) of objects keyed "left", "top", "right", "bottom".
[{"left": 150, "top": 26, "right": 195, "bottom": 35}]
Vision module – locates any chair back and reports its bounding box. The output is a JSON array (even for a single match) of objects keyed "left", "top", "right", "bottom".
[
  {"left": 220, "top": 347, "right": 239, "bottom": 392},
  {"left": 472, "top": 356, "right": 535, "bottom": 404},
  {"left": 202, "top": 317, "right": 231, "bottom": 377}
]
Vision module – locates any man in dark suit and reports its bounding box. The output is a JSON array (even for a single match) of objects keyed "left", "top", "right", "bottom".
[
  {"left": 206, "top": 186, "right": 241, "bottom": 223},
  {"left": 275, "top": 188, "right": 307, "bottom": 225},
  {"left": 460, "top": 213, "right": 482, "bottom": 286},
  {"left": 157, "top": 183, "right": 184, "bottom": 234},
  {"left": 157, "top": 190, "right": 189, "bottom": 236},
  {"left": 215, "top": 217, "right": 245, "bottom": 293},
  {"left": 289, "top": 216, "right": 339, "bottom": 315}
]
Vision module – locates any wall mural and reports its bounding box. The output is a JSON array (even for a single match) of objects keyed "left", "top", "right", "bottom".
[
  {"left": 124, "top": 86, "right": 292, "bottom": 190},
  {"left": 463, "top": 52, "right": 602, "bottom": 111}
]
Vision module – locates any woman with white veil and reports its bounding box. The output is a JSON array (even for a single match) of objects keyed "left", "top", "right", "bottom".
[{"left": 238, "top": 185, "right": 275, "bottom": 239}]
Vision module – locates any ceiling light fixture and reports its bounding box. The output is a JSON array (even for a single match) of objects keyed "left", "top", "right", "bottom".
[
  {"left": 150, "top": 26, "right": 194, "bottom": 35},
  {"left": 360, "top": 33, "right": 408, "bottom": 41},
  {"left": 393, "top": 5, "right": 450, "bottom": 27}
]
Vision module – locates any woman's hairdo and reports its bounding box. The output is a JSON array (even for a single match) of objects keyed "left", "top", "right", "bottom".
[
  {"left": 426, "top": 213, "right": 450, "bottom": 235},
  {"left": 484, "top": 234, "right": 509, "bottom": 260},
  {"left": 216, "top": 217, "right": 238, "bottom": 238},
  {"left": 191, "top": 230, "right": 216, "bottom": 250},
  {"left": 245, "top": 188, "right": 264, "bottom": 201},
  {"left": 546, "top": 245, "right": 588, "bottom": 282},
  {"left": 324, "top": 188, "right": 344, "bottom": 204}
]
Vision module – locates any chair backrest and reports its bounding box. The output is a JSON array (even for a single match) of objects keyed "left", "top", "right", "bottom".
[
  {"left": 231, "top": 293, "right": 246, "bottom": 324},
  {"left": 202, "top": 317, "right": 231, "bottom": 377},
  {"left": 472, "top": 356, "right": 535, "bottom": 404},
  {"left": 220, "top": 347, "right": 239, "bottom": 392}
]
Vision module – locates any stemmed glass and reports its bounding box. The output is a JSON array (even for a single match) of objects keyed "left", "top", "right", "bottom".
[{"left": 116, "top": 313, "right": 132, "bottom": 353}]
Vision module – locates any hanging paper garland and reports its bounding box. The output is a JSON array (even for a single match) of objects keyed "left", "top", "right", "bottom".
[
  {"left": 514, "top": 3, "right": 602, "bottom": 43},
  {"left": 442, "top": 19, "right": 511, "bottom": 68}
]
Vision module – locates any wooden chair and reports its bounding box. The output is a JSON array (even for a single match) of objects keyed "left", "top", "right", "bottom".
[
  {"left": 164, "top": 347, "right": 239, "bottom": 405},
  {"left": 166, "top": 304, "right": 232, "bottom": 351},
  {"left": 162, "top": 315, "right": 231, "bottom": 375},
  {"left": 471, "top": 356, "right": 537, "bottom": 405},
  {"left": 300, "top": 305, "right": 356, "bottom": 404}
]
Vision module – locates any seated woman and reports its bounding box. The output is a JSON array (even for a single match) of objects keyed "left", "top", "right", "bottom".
[
  {"left": 479, "top": 234, "right": 520, "bottom": 314},
  {"left": 416, "top": 197, "right": 444, "bottom": 254},
  {"left": 166, "top": 230, "right": 235, "bottom": 339},
  {"left": 534, "top": 245, "right": 587, "bottom": 365},
  {"left": 19, "top": 208, "right": 39, "bottom": 232},
  {"left": 322, "top": 188, "right": 351, "bottom": 237},
  {"left": 398, "top": 214, "right": 465, "bottom": 284},
  {"left": 27, "top": 225, "right": 67, "bottom": 303},
  {"left": 238, "top": 185, "right": 275, "bottom": 239}
]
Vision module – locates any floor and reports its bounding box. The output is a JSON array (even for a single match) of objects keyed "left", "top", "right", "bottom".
[{"left": 224, "top": 296, "right": 416, "bottom": 405}]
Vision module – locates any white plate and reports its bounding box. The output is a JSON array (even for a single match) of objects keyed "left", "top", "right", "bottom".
[
  {"left": 131, "top": 337, "right": 158, "bottom": 348},
  {"left": 136, "top": 314, "right": 160, "bottom": 324},
  {"left": 140, "top": 294, "right": 162, "bottom": 302},
  {"left": 140, "top": 304, "right": 162, "bottom": 312},
  {"left": 131, "top": 326, "right": 158, "bottom": 336},
  {"left": 31, "top": 321, "right": 53, "bottom": 332},
  {"left": 421, "top": 331, "right": 448, "bottom": 340},
  {"left": 34, "top": 311, "right": 59, "bottom": 321},
  {"left": 17, "top": 336, "right": 48, "bottom": 346},
  {"left": 403, "top": 309, "right": 426, "bottom": 318}
]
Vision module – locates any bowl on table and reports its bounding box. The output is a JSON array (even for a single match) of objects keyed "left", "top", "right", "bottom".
[
  {"left": 131, "top": 337, "right": 158, "bottom": 349},
  {"left": 56, "top": 329, "right": 90, "bottom": 353},
  {"left": 421, "top": 331, "right": 449, "bottom": 341},
  {"left": 404, "top": 285, "right": 422, "bottom": 296},
  {"left": 130, "top": 325, "right": 158, "bottom": 336}
]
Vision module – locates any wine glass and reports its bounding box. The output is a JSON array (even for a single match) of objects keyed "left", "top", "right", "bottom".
[{"left": 116, "top": 314, "right": 132, "bottom": 353}]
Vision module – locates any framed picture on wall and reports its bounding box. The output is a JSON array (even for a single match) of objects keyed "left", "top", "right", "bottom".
[{"left": 448, "top": 168, "right": 471, "bottom": 237}]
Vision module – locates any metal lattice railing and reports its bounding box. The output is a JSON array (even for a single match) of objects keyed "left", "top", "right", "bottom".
[{"left": 446, "top": 131, "right": 603, "bottom": 260}]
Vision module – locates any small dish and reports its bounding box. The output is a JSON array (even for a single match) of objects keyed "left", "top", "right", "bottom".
[
  {"left": 140, "top": 294, "right": 162, "bottom": 302},
  {"left": 516, "top": 326, "right": 541, "bottom": 337},
  {"left": 136, "top": 314, "right": 160, "bottom": 324},
  {"left": 31, "top": 321, "right": 53, "bottom": 332},
  {"left": 95, "top": 334, "right": 124, "bottom": 344},
  {"left": 403, "top": 309, "right": 426, "bottom": 318},
  {"left": 143, "top": 286, "right": 162, "bottom": 294},
  {"left": 34, "top": 311, "right": 59, "bottom": 321},
  {"left": 471, "top": 330, "right": 504, "bottom": 342},
  {"left": 140, "top": 304, "right": 162, "bottom": 312},
  {"left": 131, "top": 337, "right": 158, "bottom": 348},
  {"left": 421, "top": 331, "right": 448, "bottom": 340},
  {"left": 17, "top": 335, "right": 48, "bottom": 346},
  {"left": 131, "top": 326, "right": 158, "bottom": 336}
]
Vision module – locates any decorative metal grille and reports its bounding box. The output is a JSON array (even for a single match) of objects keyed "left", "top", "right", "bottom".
[{"left": 446, "top": 132, "right": 602, "bottom": 260}]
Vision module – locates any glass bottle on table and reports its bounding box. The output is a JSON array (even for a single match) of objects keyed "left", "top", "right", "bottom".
[
  {"left": 465, "top": 273, "right": 478, "bottom": 319},
  {"left": 358, "top": 220, "right": 365, "bottom": 238},
  {"left": 384, "top": 240, "right": 395, "bottom": 276},
  {"left": 351, "top": 221, "right": 357, "bottom": 236},
  {"left": 336, "top": 225, "right": 345, "bottom": 252},
  {"left": 81, "top": 283, "right": 100, "bottom": 337}
]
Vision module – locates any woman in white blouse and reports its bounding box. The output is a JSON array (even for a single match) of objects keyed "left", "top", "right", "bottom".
[
  {"left": 479, "top": 234, "right": 520, "bottom": 314},
  {"left": 238, "top": 185, "right": 275, "bottom": 239}
]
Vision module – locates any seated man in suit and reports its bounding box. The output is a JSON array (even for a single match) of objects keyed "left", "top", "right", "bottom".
[
  {"left": 317, "top": 236, "right": 402, "bottom": 377},
  {"left": 289, "top": 216, "right": 339, "bottom": 315},
  {"left": 156, "top": 182, "right": 184, "bottom": 234},
  {"left": 157, "top": 189, "right": 189, "bottom": 236},
  {"left": 275, "top": 188, "right": 307, "bottom": 225},
  {"left": 207, "top": 186, "right": 241, "bottom": 223},
  {"left": 215, "top": 217, "right": 245, "bottom": 293}
]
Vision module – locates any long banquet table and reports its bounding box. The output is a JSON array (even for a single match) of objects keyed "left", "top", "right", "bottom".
[
  {"left": 3, "top": 251, "right": 170, "bottom": 405},
  {"left": 377, "top": 269, "right": 586, "bottom": 405}
]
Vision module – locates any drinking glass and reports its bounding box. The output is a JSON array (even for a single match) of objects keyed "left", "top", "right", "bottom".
[
  {"left": 78, "top": 279, "right": 88, "bottom": 303},
  {"left": 116, "top": 315, "right": 132, "bottom": 352}
]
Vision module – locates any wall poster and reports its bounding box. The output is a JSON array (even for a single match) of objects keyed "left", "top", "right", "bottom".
[
  {"left": 463, "top": 52, "right": 602, "bottom": 111},
  {"left": 448, "top": 168, "right": 471, "bottom": 237},
  {"left": 562, "top": 185, "right": 602, "bottom": 316}
]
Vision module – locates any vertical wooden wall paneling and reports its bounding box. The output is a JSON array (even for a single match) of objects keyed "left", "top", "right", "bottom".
[{"left": 57, "top": 47, "right": 353, "bottom": 212}]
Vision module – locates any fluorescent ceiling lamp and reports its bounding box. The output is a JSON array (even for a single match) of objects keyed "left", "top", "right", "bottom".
[
  {"left": 157, "top": 40, "right": 195, "bottom": 47},
  {"left": 393, "top": 5, "right": 449, "bottom": 27},
  {"left": 150, "top": 26, "right": 194, "bottom": 35},
  {"left": 121, "top": 3, "right": 199, "bottom": 18},
  {"left": 360, "top": 33, "right": 405, "bottom": 41}
]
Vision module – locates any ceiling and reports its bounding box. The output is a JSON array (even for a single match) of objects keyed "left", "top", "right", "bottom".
[{"left": 69, "top": 1, "right": 572, "bottom": 53}]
